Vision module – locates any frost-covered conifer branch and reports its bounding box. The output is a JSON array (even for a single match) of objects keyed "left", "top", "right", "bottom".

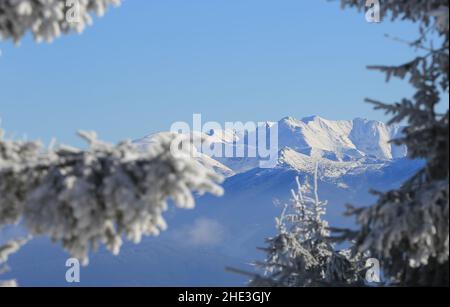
[
  {"left": 0, "top": 237, "right": 30, "bottom": 287},
  {"left": 0, "top": 0, "right": 121, "bottom": 43},
  {"left": 0, "top": 237, "right": 30, "bottom": 264},
  {"left": 339, "top": 0, "right": 449, "bottom": 30},
  {"left": 0, "top": 130, "right": 224, "bottom": 265}
]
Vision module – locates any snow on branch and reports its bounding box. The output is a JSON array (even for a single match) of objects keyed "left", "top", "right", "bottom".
[
  {"left": 0, "top": 0, "right": 121, "bottom": 43},
  {"left": 339, "top": 0, "right": 449, "bottom": 33},
  {"left": 0, "top": 237, "right": 30, "bottom": 287},
  {"left": 0, "top": 130, "right": 224, "bottom": 264},
  {"left": 0, "top": 237, "right": 30, "bottom": 264}
]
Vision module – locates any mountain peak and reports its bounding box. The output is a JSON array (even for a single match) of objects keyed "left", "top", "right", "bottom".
[
  {"left": 276, "top": 115, "right": 406, "bottom": 162},
  {"left": 280, "top": 115, "right": 326, "bottom": 127},
  {"left": 301, "top": 115, "right": 326, "bottom": 123},
  {"left": 279, "top": 116, "right": 301, "bottom": 126}
]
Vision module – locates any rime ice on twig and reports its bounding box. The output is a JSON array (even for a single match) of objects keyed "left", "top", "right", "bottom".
[
  {"left": 0, "top": 131, "right": 224, "bottom": 265},
  {"left": 0, "top": 0, "right": 121, "bottom": 43}
]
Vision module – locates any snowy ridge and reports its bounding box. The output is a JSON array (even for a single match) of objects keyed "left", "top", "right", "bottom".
[
  {"left": 218, "top": 115, "right": 407, "bottom": 174},
  {"left": 134, "top": 116, "right": 407, "bottom": 177},
  {"left": 278, "top": 116, "right": 406, "bottom": 162},
  {"left": 134, "top": 132, "right": 235, "bottom": 177}
]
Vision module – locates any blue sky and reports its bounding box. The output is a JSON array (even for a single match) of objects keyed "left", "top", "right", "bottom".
[{"left": 0, "top": 0, "right": 439, "bottom": 146}]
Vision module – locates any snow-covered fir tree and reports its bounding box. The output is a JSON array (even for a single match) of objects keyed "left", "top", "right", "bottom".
[
  {"left": 247, "top": 164, "right": 365, "bottom": 287},
  {"left": 0, "top": 0, "right": 121, "bottom": 43},
  {"left": 336, "top": 0, "right": 449, "bottom": 286}
]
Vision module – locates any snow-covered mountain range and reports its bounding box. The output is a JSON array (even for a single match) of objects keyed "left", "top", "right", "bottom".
[
  {"left": 6, "top": 116, "right": 422, "bottom": 286},
  {"left": 135, "top": 115, "right": 408, "bottom": 176}
]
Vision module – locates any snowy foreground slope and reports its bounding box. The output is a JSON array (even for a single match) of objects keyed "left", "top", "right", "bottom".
[{"left": 5, "top": 116, "right": 422, "bottom": 286}]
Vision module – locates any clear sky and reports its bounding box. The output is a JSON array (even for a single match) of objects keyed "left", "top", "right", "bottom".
[{"left": 0, "top": 0, "right": 436, "bottom": 146}]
